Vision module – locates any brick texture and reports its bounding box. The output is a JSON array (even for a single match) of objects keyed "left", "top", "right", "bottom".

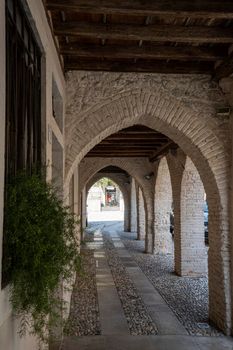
[
  {"left": 154, "top": 157, "right": 173, "bottom": 254},
  {"left": 66, "top": 72, "right": 232, "bottom": 334}
]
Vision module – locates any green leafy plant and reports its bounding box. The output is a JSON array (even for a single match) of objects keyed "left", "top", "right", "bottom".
[
  {"left": 3, "top": 171, "right": 81, "bottom": 344},
  {"left": 95, "top": 177, "right": 119, "bottom": 192}
]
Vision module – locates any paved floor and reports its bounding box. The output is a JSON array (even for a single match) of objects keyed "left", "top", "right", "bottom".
[
  {"left": 53, "top": 221, "right": 233, "bottom": 350},
  {"left": 87, "top": 209, "right": 124, "bottom": 222}
]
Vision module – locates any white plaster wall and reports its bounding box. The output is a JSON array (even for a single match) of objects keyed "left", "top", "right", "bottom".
[{"left": 0, "top": 0, "right": 65, "bottom": 348}]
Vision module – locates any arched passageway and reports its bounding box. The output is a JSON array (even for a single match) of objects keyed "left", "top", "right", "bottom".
[
  {"left": 86, "top": 169, "right": 130, "bottom": 231},
  {"left": 66, "top": 75, "right": 231, "bottom": 334},
  {"left": 2, "top": 3, "right": 233, "bottom": 349},
  {"left": 79, "top": 157, "right": 154, "bottom": 253},
  {"left": 86, "top": 177, "right": 124, "bottom": 224}
]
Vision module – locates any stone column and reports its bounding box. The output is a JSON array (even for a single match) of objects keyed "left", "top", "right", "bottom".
[
  {"left": 124, "top": 190, "right": 131, "bottom": 232},
  {"left": 154, "top": 157, "right": 173, "bottom": 254},
  {"left": 144, "top": 189, "right": 155, "bottom": 254},
  {"left": 130, "top": 178, "right": 137, "bottom": 232},
  {"left": 137, "top": 187, "right": 146, "bottom": 240},
  {"left": 81, "top": 186, "right": 87, "bottom": 239},
  {"left": 73, "top": 166, "right": 80, "bottom": 216},
  {"left": 179, "top": 157, "right": 207, "bottom": 276},
  {"left": 167, "top": 151, "right": 185, "bottom": 276}
]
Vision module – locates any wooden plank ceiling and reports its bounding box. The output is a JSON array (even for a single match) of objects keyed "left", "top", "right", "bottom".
[
  {"left": 98, "top": 166, "right": 129, "bottom": 175},
  {"left": 44, "top": 0, "right": 233, "bottom": 78},
  {"left": 85, "top": 125, "right": 177, "bottom": 162}
]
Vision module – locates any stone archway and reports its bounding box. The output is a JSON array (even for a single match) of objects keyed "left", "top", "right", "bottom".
[
  {"left": 86, "top": 172, "right": 131, "bottom": 232},
  {"left": 79, "top": 157, "right": 155, "bottom": 253},
  {"left": 65, "top": 73, "right": 231, "bottom": 333}
]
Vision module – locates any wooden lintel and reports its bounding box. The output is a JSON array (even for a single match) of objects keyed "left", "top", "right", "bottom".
[
  {"left": 104, "top": 134, "right": 163, "bottom": 139},
  {"left": 65, "top": 60, "right": 213, "bottom": 74},
  {"left": 91, "top": 145, "right": 162, "bottom": 153},
  {"left": 100, "top": 142, "right": 164, "bottom": 146},
  {"left": 86, "top": 154, "right": 149, "bottom": 157},
  {"left": 54, "top": 22, "right": 233, "bottom": 44},
  {"left": 47, "top": 0, "right": 233, "bottom": 19},
  {"left": 61, "top": 44, "right": 225, "bottom": 61}
]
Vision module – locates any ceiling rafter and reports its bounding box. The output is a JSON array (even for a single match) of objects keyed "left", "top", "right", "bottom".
[
  {"left": 54, "top": 22, "right": 233, "bottom": 44},
  {"left": 46, "top": 0, "right": 233, "bottom": 19}
]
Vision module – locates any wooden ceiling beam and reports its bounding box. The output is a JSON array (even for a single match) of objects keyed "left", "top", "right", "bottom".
[
  {"left": 120, "top": 126, "right": 157, "bottom": 132},
  {"left": 92, "top": 147, "right": 162, "bottom": 151},
  {"left": 61, "top": 44, "right": 225, "bottom": 61},
  {"left": 105, "top": 133, "right": 161, "bottom": 138},
  {"left": 89, "top": 149, "right": 156, "bottom": 153},
  {"left": 149, "top": 141, "right": 176, "bottom": 162},
  {"left": 64, "top": 59, "right": 213, "bottom": 74},
  {"left": 214, "top": 53, "right": 233, "bottom": 80},
  {"left": 86, "top": 155, "right": 149, "bottom": 157},
  {"left": 46, "top": 0, "right": 233, "bottom": 19},
  {"left": 100, "top": 142, "right": 164, "bottom": 146},
  {"left": 54, "top": 22, "right": 233, "bottom": 44},
  {"left": 102, "top": 136, "right": 167, "bottom": 140}
]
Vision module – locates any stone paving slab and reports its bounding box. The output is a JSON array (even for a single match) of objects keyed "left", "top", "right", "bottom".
[
  {"left": 56, "top": 222, "right": 233, "bottom": 350},
  {"left": 59, "top": 335, "right": 233, "bottom": 350},
  {"left": 113, "top": 234, "right": 187, "bottom": 336},
  {"left": 95, "top": 248, "right": 129, "bottom": 336}
]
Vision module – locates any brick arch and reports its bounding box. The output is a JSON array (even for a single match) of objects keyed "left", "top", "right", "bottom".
[
  {"left": 79, "top": 157, "right": 155, "bottom": 252},
  {"left": 66, "top": 89, "right": 228, "bottom": 198},
  {"left": 86, "top": 172, "right": 131, "bottom": 232},
  {"left": 68, "top": 90, "right": 230, "bottom": 334},
  {"left": 79, "top": 157, "right": 154, "bottom": 202}
]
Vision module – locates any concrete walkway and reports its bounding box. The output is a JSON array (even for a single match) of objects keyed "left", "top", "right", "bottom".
[{"left": 58, "top": 221, "right": 233, "bottom": 350}]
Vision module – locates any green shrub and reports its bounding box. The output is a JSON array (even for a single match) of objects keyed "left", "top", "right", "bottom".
[{"left": 3, "top": 171, "right": 81, "bottom": 343}]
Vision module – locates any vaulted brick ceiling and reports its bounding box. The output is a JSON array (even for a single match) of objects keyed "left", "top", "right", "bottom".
[{"left": 44, "top": 0, "right": 233, "bottom": 78}]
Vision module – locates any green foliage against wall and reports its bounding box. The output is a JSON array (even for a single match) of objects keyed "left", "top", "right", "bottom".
[
  {"left": 4, "top": 171, "right": 81, "bottom": 344},
  {"left": 95, "top": 177, "right": 118, "bottom": 191}
]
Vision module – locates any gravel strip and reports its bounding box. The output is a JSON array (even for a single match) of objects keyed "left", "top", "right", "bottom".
[
  {"left": 120, "top": 232, "right": 222, "bottom": 336},
  {"left": 64, "top": 248, "right": 101, "bottom": 336},
  {"left": 103, "top": 233, "right": 158, "bottom": 335}
]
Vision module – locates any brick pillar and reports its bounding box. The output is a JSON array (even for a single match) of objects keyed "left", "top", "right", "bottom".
[
  {"left": 179, "top": 157, "right": 207, "bottom": 276},
  {"left": 154, "top": 157, "right": 173, "bottom": 254},
  {"left": 81, "top": 187, "right": 87, "bottom": 239},
  {"left": 130, "top": 178, "right": 137, "bottom": 232},
  {"left": 73, "top": 167, "right": 80, "bottom": 217},
  {"left": 167, "top": 151, "right": 185, "bottom": 276},
  {"left": 123, "top": 187, "right": 131, "bottom": 232},
  {"left": 144, "top": 189, "right": 155, "bottom": 254},
  {"left": 137, "top": 187, "right": 146, "bottom": 240}
]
